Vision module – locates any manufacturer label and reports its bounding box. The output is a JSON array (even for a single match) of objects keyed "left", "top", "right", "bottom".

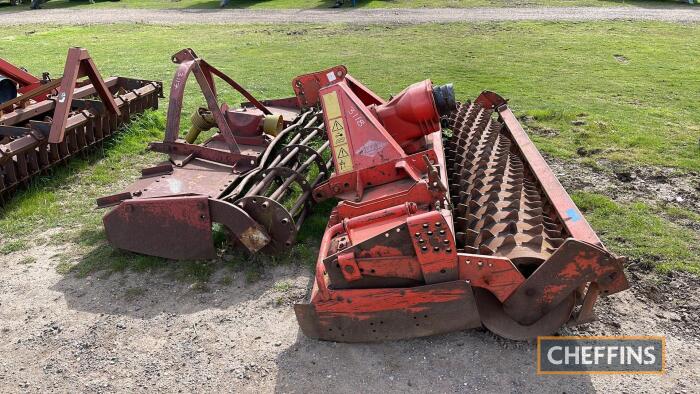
[
  {"left": 356, "top": 140, "right": 387, "bottom": 157},
  {"left": 323, "top": 91, "right": 353, "bottom": 174}
]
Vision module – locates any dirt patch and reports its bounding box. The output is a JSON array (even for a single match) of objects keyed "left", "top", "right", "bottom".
[
  {"left": 0, "top": 234, "right": 698, "bottom": 392},
  {"left": 566, "top": 269, "right": 700, "bottom": 341},
  {"left": 548, "top": 156, "right": 700, "bottom": 217},
  {"left": 613, "top": 54, "right": 630, "bottom": 64},
  {"left": 631, "top": 270, "right": 700, "bottom": 339}
]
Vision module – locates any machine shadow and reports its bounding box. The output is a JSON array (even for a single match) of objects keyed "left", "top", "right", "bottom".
[
  {"left": 49, "top": 243, "right": 305, "bottom": 319},
  {"left": 274, "top": 328, "right": 595, "bottom": 393}
]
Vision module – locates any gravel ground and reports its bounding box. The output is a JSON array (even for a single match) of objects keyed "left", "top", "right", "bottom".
[
  {"left": 0, "top": 157, "right": 698, "bottom": 392},
  {"left": 1, "top": 6, "right": 699, "bottom": 26},
  {"left": 0, "top": 245, "right": 697, "bottom": 393}
]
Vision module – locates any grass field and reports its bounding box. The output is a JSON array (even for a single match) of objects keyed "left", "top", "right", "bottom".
[
  {"left": 0, "top": 21, "right": 698, "bottom": 278},
  {"left": 0, "top": 0, "right": 694, "bottom": 11}
]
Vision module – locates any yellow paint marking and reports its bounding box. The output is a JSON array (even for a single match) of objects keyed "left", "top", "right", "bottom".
[{"left": 322, "top": 91, "right": 341, "bottom": 120}]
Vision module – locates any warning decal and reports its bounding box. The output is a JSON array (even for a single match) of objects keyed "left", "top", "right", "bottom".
[{"left": 323, "top": 91, "right": 354, "bottom": 174}]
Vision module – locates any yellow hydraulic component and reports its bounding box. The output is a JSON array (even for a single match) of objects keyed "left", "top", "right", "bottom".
[
  {"left": 185, "top": 108, "right": 282, "bottom": 143},
  {"left": 185, "top": 107, "right": 216, "bottom": 143},
  {"left": 262, "top": 114, "right": 283, "bottom": 136}
]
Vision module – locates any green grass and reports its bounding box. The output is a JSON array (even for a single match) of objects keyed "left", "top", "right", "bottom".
[
  {"left": 0, "top": 23, "right": 697, "bottom": 170},
  {"left": 1, "top": 0, "right": 694, "bottom": 12},
  {"left": 0, "top": 239, "right": 27, "bottom": 255},
  {"left": 573, "top": 192, "right": 700, "bottom": 274},
  {"left": 0, "top": 21, "right": 698, "bottom": 277},
  {"left": 663, "top": 204, "right": 700, "bottom": 223},
  {"left": 0, "top": 111, "right": 165, "bottom": 239},
  {"left": 273, "top": 280, "right": 293, "bottom": 292}
]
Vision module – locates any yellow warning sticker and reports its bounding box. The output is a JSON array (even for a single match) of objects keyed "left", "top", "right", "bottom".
[
  {"left": 331, "top": 119, "right": 347, "bottom": 145},
  {"left": 322, "top": 92, "right": 353, "bottom": 174},
  {"left": 329, "top": 116, "right": 353, "bottom": 173}
]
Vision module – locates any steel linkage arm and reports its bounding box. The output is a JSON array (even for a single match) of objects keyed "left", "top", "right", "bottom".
[
  {"left": 164, "top": 48, "right": 274, "bottom": 157},
  {"left": 48, "top": 47, "right": 120, "bottom": 144}
]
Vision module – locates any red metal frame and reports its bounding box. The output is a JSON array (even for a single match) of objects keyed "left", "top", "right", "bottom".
[
  {"left": 0, "top": 58, "right": 42, "bottom": 95},
  {"left": 310, "top": 75, "right": 447, "bottom": 204},
  {"left": 294, "top": 78, "right": 629, "bottom": 342},
  {"left": 48, "top": 47, "right": 120, "bottom": 143},
  {"left": 0, "top": 48, "right": 122, "bottom": 144},
  {"left": 160, "top": 48, "right": 278, "bottom": 167},
  {"left": 0, "top": 48, "right": 163, "bottom": 205}
]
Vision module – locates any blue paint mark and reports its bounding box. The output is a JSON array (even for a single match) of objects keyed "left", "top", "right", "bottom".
[{"left": 566, "top": 208, "right": 581, "bottom": 222}]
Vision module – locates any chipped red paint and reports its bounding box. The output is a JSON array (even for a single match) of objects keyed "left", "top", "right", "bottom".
[
  {"left": 407, "top": 211, "right": 459, "bottom": 284},
  {"left": 314, "top": 285, "right": 469, "bottom": 315},
  {"left": 295, "top": 281, "right": 482, "bottom": 342},
  {"left": 540, "top": 284, "right": 569, "bottom": 304},
  {"left": 48, "top": 48, "right": 121, "bottom": 144},
  {"left": 336, "top": 181, "right": 436, "bottom": 219},
  {"left": 502, "top": 239, "right": 628, "bottom": 326},
  {"left": 291, "top": 65, "right": 349, "bottom": 109},
  {"left": 313, "top": 149, "right": 440, "bottom": 202},
  {"left": 355, "top": 257, "right": 423, "bottom": 280},
  {"left": 103, "top": 196, "right": 215, "bottom": 260},
  {"left": 457, "top": 254, "right": 525, "bottom": 302}
]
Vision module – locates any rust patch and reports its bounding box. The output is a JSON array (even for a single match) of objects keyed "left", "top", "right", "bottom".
[{"left": 239, "top": 226, "right": 271, "bottom": 253}]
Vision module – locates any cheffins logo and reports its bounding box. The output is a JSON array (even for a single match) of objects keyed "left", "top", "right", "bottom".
[{"left": 537, "top": 336, "right": 665, "bottom": 374}]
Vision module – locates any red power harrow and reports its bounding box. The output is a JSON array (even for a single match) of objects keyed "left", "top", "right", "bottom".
[
  {"left": 97, "top": 49, "right": 628, "bottom": 341},
  {"left": 0, "top": 47, "right": 162, "bottom": 205},
  {"left": 98, "top": 49, "right": 333, "bottom": 260},
  {"left": 293, "top": 71, "right": 629, "bottom": 341}
]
